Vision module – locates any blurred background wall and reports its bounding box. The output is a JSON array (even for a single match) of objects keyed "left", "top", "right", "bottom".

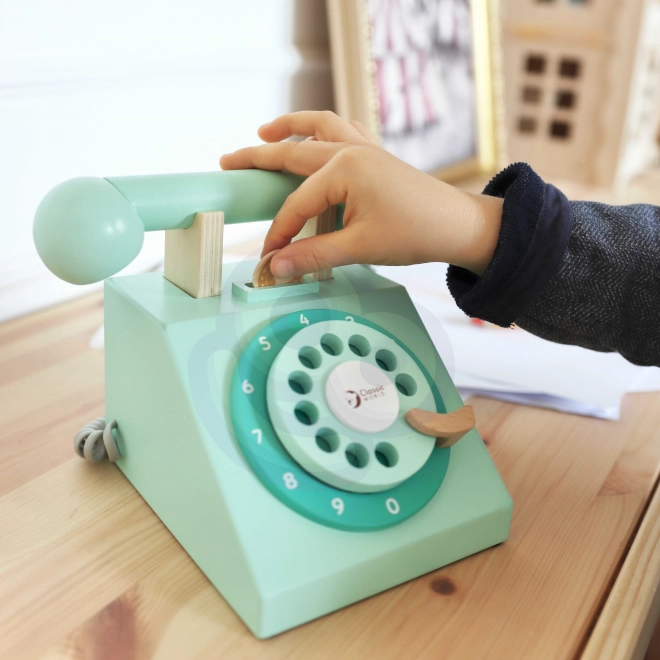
[
  {"left": 500, "top": 0, "right": 660, "bottom": 186},
  {"left": 2, "top": 0, "right": 659, "bottom": 322},
  {"left": 0, "top": 0, "right": 334, "bottom": 321}
]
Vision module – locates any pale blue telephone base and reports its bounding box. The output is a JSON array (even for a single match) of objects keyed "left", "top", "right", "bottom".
[{"left": 104, "top": 262, "right": 512, "bottom": 638}]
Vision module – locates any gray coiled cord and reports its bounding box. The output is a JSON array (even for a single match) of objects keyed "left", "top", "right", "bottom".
[{"left": 74, "top": 417, "right": 120, "bottom": 462}]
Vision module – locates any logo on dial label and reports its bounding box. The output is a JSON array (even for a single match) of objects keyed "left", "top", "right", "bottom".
[
  {"left": 345, "top": 390, "right": 362, "bottom": 408},
  {"left": 326, "top": 361, "right": 399, "bottom": 433}
]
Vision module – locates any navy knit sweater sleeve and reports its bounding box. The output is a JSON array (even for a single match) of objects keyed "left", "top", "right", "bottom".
[{"left": 446, "top": 163, "right": 660, "bottom": 367}]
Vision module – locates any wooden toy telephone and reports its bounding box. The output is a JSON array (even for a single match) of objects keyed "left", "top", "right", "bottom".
[{"left": 33, "top": 171, "right": 512, "bottom": 638}]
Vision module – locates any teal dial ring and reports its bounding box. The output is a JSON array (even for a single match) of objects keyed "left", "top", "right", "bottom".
[{"left": 230, "top": 309, "right": 450, "bottom": 531}]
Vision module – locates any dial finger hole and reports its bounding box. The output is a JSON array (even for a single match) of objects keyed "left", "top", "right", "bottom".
[
  {"left": 375, "top": 348, "right": 398, "bottom": 372},
  {"left": 294, "top": 401, "right": 319, "bottom": 426},
  {"left": 288, "top": 371, "right": 313, "bottom": 395},
  {"left": 395, "top": 373, "right": 417, "bottom": 397},
  {"left": 298, "top": 346, "right": 322, "bottom": 369},
  {"left": 345, "top": 443, "right": 369, "bottom": 468},
  {"left": 315, "top": 428, "right": 340, "bottom": 453},
  {"left": 348, "top": 334, "right": 371, "bottom": 357},
  {"left": 320, "top": 333, "right": 343, "bottom": 356},
  {"left": 375, "top": 442, "right": 399, "bottom": 468}
]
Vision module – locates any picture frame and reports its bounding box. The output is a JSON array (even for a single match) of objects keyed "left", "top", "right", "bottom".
[{"left": 326, "top": 0, "right": 506, "bottom": 182}]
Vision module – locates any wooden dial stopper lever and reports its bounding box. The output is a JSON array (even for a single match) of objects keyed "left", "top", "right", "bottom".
[{"left": 405, "top": 405, "right": 476, "bottom": 448}]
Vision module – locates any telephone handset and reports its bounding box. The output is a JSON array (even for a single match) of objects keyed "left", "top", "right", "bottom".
[
  {"left": 34, "top": 170, "right": 512, "bottom": 638},
  {"left": 33, "top": 170, "right": 303, "bottom": 285}
]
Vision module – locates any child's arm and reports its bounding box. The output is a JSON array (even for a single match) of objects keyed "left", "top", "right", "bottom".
[
  {"left": 487, "top": 177, "right": 660, "bottom": 367},
  {"left": 220, "top": 111, "right": 504, "bottom": 277},
  {"left": 445, "top": 161, "right": 660, "bottom": 366},
  {"left": 221, "top": 111, "right": 660, "bottom": 367}
]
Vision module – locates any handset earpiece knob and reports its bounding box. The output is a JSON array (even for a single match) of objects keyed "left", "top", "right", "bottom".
[{"left": 33, "top": 177, "right": 144, "bottom": 285}]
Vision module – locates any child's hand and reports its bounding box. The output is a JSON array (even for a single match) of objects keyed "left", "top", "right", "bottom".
[{"left": 220, "top": 111, "right": 502, "bottom": 278}]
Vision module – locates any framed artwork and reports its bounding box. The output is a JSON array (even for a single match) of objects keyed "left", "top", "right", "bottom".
[{"left": 327, "top": 0, "right": 505, "bottom": 182}]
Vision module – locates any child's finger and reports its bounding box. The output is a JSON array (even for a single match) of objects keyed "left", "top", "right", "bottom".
[
  {"left": 220, "top": 141, "right": 344, "bottom": 175},
  {"left": 262, "top": 159, "right": 348, "bottom": 254},
  {"left": 349, "top": 120, "right": 380, "bottom": 145},
  {"left": 270, "top": 226, "right": 365, "bottom": 278},
  {"left": 258, "top": 111, "right": 366, "bottom": 144}
]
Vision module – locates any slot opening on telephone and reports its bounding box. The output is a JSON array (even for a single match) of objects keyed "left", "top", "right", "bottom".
[{"left": 232, "top": 278, "right": 321, "bottom": 303}]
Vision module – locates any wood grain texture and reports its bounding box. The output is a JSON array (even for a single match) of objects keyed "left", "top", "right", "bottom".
[
  {"left": 406, "top": 405, "right": 476, "bottom": 447},
  {"left": 583, "top": 468, "right": 660, "bottom": 660},
  {"left": 2, "top": 295, "right": 660, "bottom": 659},
  {"left": 164, "top": 211, "right": 224, "bottom": 298}
]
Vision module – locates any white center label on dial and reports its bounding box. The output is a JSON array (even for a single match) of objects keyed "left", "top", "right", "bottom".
[{"left": 325, "top": 360, "right": 400, "bottom": 433}]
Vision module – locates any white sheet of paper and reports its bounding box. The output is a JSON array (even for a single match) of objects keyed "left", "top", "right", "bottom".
[
  {"left": 457, "top": 387, "right": 620, "bottom": 420},
  {"left": 374, "top": 263, "right": 653, "bottom": 418}
]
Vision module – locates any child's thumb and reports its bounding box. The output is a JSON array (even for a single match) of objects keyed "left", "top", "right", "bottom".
[{"left": 270, "top": 229, "right": 363, "bottom": 278}]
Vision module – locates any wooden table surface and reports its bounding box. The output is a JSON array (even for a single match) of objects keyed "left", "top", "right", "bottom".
[{"left": 2, "top": 290, "right": 660, "bottom": 659}]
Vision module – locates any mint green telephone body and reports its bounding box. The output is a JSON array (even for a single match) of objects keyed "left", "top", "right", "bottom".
[{"left": 34, "top": 171, "right": 512, "bottom": 638}]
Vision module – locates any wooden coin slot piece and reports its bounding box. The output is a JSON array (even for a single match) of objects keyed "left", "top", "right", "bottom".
[
  {"left": 252, "top": 250, "right": 303, "bottom": 288},
  {"left": 253, "top": 205, "right": 337, "bottom": 288}
]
